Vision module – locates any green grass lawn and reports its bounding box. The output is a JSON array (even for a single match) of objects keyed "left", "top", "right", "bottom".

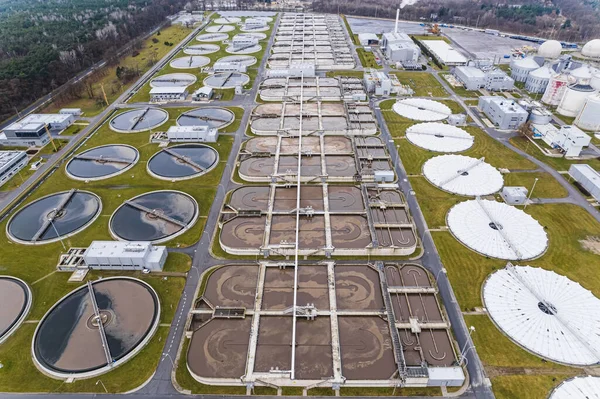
[
  {"left": 439, "top": 99, "right": 465, "bottom": 114},
  {"left": 44, "top": 24, "right": 193, "bottom": 116},
  {"left": 60, "top": 124, "right": 84, "bottom": 136},
  {"left": 503, "top": 172, "right": 568, "bottom": 198},
  {"left": 464, "top": 315, "right": 580, "bottom": 399},
  {"left": 164, "top": 252, "right": 192, "bottom": 273},
  {"left": 510, "top": 136, "right": 600, "bottom": 171},
  {"left": 325, "top": 70, "right": 364, "bottom": 79},
  {"left": 357, "top": 48, "right": 382, "bottom": 69},
  {"left": 439, "top": 73, "right": 479, "bottom": 98},
  {"left": 391, "top": 72, "right": 448, "bottom": 97},
  {"left": 412, "top": 35, "right": 451, "bottom": 43}
]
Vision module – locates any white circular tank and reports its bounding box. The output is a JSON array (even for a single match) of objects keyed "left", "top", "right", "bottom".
[
  {"left": 538, "top": 40, "right": 562, "bottom": 59},
  {"left": 575, "top": 92, "right": 600, "bottom": 131},
  {"left": 582, "top": 39, "right": 600, "bottom": 58},
  {"left": 570, "top": 65, "right": 596, "bottom": 84},
  {"left": 525, "top": 65, "right": 552, "bottom": 93},
  {"left": 541, "top": 72, "right": 576, "bottom": 106},
  {"left": 590, "top": 72, "right": 600, "bottom": 90},
  {"left": 557, "top": 84, "right": 596, "bottom": 117},
  {"left": 510, "top": 57, "right": 540, "bottom": 82},
  {"left": 529, "top": 108, "right": 553, "bottom": 125}
]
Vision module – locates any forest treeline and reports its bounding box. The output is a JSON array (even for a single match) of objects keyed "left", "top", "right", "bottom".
[
  {"left": 0, "top": 0, "right": 192, "bottom": 122},
  {"left": 314, "top": 0, "right": 600, "bottom": 42}
]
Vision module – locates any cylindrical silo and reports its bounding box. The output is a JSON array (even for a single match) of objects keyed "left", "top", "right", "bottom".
[
  {"left": 575, "top": 93, "right": 600, "bottom": 131},
  {"left": 590, "top": 72, "right": 600, "bottom": 91},
  {"left": 570, "top": 65, "right": 598, "bottom": 85},
  {"left": 510, "top": 57, "right": 540, "bottom": 82},
  {"left": 529, "top": 108, "right": 553, "bottom": 125},
  {"left": 525, "top": 65, "right": 553, "bottom": 93},
  {"left": 557, "top": 84, "right": 596, "bottom": 117},
  {"left": 541, "top": 72, "right": 576, "bottom": 106}
]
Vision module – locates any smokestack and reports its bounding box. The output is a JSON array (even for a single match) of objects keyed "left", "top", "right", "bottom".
[{"left": 395, "top": 9, "right": 399, "bottom": 33}]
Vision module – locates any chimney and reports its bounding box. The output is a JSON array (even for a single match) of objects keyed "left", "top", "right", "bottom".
[{"left": 395, "top": 9, "right": 400, "bottom": 33}]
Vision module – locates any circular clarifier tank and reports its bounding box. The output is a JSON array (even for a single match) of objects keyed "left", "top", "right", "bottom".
[
  {"left": 216, "top": 55, "right": 257, "bottom": 67},
  {"left": 150, "top": 73, "right": 196, "bottom": 88},
  {"left": 196, "top": 33, "right": 229, "bottom": 42},
  {"left": 0, "top": 276, "right": 32, "bottom": 344},
  {"left": 184, "top": 44, "right": 220, "bottom": 55},
  {"left": 109, "top": 108, "right": 168, "bottom": 133},
  {"left": 169, "top": 56, "right": 210, "bottom": 69},
  {"left": 32, "top": 277, "right": 160, "bottom": 380},
  {"left": 110, "top": 190, "right": 198, "bottom": 243},
  {"left": 177, "top": 107, "right": 235, "bottom": 129},
  {"left": 226, "top": 44, "right": 262, "bottom": 55},
  {"left": 206, "top": 24, "right": 235, "bottom": 33},
  {"left": 203, "top": 72, "right": 250, "bottom": 89},
  {"left": 66, "top": 144, "right": 139, "bottom": 181},
  {"left": 7, "top": 190, "right": 102, "bottom": 245},
  {"left": 214, "top": 16, "right": 241, "bottom": 24},
  {"left": 233, "top": 32, "right": 267, "bottom": 41},
  {"left": 147, "top": 144, "right": 218, "bottom": 181}
]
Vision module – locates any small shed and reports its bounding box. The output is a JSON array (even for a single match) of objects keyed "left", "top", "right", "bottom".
[{"left": 501, "top": 186, "right": 528, "bottom": 205}]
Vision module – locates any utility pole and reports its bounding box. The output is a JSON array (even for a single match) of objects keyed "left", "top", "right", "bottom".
[{"left": 524, "top": 178, "right": 538, "bottom": 210}]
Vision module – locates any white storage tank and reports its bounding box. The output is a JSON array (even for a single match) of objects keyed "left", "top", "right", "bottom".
[
  {"left": 541, "top": 72, "right": 576, "bottom": 106},
  {"left": 575, "top": 92, "right": 600, "bottom": 131},
  {"left": 525, "top": 65, "right": 553, "bottom": 93},
  {"left": 590, "top": 72, "right": 600, "bottom": 90},
  {"left": 557, "top": 84, "right": 596, "bottom": 117},
  {"left": 510, "top": 57, "right": 541, "bottom": 82},
  {"left": 529, "top": 108, "right": 553, "bottom": 125},
  {"left": 570, "top": 65, "right": 597, "bottom": 84}
]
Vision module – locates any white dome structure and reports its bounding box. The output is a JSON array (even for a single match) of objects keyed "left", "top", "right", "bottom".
[
  {"left": 422, "top": 155, "right": 503, "bottom": 196},
  {"left": 392, "top": 99, "right": 451, "bottom": 121},
  {"left": 538, "top": 40, "right": 562, "bottom": 59},
  {"left": 405, "top": 123, "right": 474, "bottom": 152},
  {"left": 447, "top": 199, "right": 548, "bottom": 260},
  {"left": 550, "top": 376, "right": 600, "bottom": 398},
  {"left": 582, "top": 39, "right": 600, "bottom": 58},
  {"left": 484, "top": 265, "right": 600, "bottom": 366},
  {"left": 570, "top": 65, "right": 599, "bottom": 84}
]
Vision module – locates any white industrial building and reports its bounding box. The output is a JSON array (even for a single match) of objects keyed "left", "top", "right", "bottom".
[
  {"left": 363, "top": 69, "right": 404, "bottom": 96},
  {"left": 213, "top": 61, "right": 247, "bottom": 73},
  {"left": 83, "top": 241, "right": 167, "bottom": 271},
  {"left": 380, "top": 13, "right": 421, "bottom": 64},
  {"left": 231, "top": 36, "right": 259, "bottom": 51},
  {"left": 453, "top": 66, "right": 514, "bottom": 91},
  {"left": 422, "top": 40, "right": 467, "bottom": 66},
  {"left": 478, "top": 96, "right": 529, "bottom": 130},
  {"left": 531, "top": 123, "right": 591, "bottom": 157},
  {"left": 166, "top": 125, "right": 218, "bottom": 142},
  {"left": 501, "top": 186, "right": 528, "bottom": 205},
  {"left": 358, "top": 33, "right": 379, "bottom": 47},
  {"left": 59, "top": 108, "right": 83, "bottom": 116},
  {"left": 0, "top": 151, "right": 28, "bottom": 187},
  {"left": 192, "top": 87, "right": 214, "bottom": 101},
  {"left": 243, "top": 18, "right": 266, "bottom": 30},
  {"left": 1, "top": 113, "right": 74, "bottom": 147},
  {"left": 149, "top": 86, "right": 188, "bottom": 102},
  {"left": 569, "top": 164, "right": 600, "bottom": 201}
]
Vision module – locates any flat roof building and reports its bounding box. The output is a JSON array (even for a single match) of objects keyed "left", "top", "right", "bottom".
[
  {"left": 455, "top": 66, "right": 514, "bottom": 91},
  {"left": 531, "top": 123, "right": 591, "bottom": 157},
  {"left": 192, "top": 87, "right": 214, "bottom": 101},
  {"left": 479, "top": 96, "right": 529, "bottom": 130},
  {"left": 358, "top": 33, "right": 379, "bottom": 47},
  {"left": 83, "top": 241, "right": 167, "bottom": 271},
  {"left": 422, "top": 40, "right": 468, "bottom": 66},
  {"left": 569, "top": 164, "right": 600, "bottom": 202},
  {"left": 213, "top": 61, "right": 247, "bottom": 73},
  {"left": 166, "top": 125, "right": 218, "bottom": 142},
  {"left": 0, "top": 150, "right": 28, "bottom": 187},
  {"left": 0, "top": 113, "right": 74, "bottom": 147},
  {"left": 149, "top": 86, "right": 188, "bottom": 102},
  {"left": 59, "top": 108, "right": 83, "bottom": 116},
  {"left": 381, "top": 31, "right": 421, "bottom": 63}
]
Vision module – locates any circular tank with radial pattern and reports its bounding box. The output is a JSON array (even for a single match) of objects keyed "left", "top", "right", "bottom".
[
  {"left": 541, "top": 72, "right": 576, "bottom": 106},
  {"left": 575, "top": 92, "right": 600, "bottom": 131},
  {"left": 582, "top": 39, "right": 600, "bottom": 58},
  {"left": 557, "top": 83, "right": 596, "bottom": 117}
]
